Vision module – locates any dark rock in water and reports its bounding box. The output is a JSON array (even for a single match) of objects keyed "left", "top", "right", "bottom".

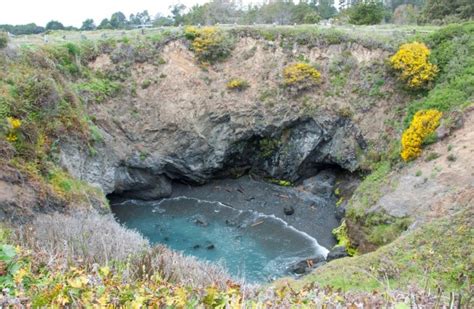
[
  {"left": 206, "top": 244, "right": 215, "bottom": 250},
  {"left": 192, "top": 214, "right": 209, "bottom": 227},
  {"left": 289, "top": 255, "right": 326, "bottom": 275},
  {"left": 225, "top": 219, "right": 237, "bottom": 226},
  {"left": 193, "top": 244, "right": 201, "bottom": 250},
  {"left": 284, "top": 206, "right": 295, "bottom": 216},
  {"left": 327, "top": 246, "right": 349, "bottom": 261},
  {"left": 164, "top": 237, "right": 169, "bottom": 242}
]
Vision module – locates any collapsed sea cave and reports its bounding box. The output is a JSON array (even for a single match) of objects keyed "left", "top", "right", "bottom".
[{"left": 105, "top": 121, "right": 361, "bottom": 282}]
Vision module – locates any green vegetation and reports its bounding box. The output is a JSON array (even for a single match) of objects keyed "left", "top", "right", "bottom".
[
  {"left": 348, "top": 1, "right": 385, "bottom": 25},
  {"left": 184, "top": 26, "right": 234, "bottom": 63},
  {"left": 403, "top": 23, "right": 474, "bottom": 126},
  {"left": 300, "top": 209, "right": 472, "bottom": 295},
  {"left": 332, "top": 220, "right": 357, "bottom": 256},
  {"left": 0, "top": 31, "right": 8, "bottom": 49},
  {"left": 258, "top": 137, "right": 280, "bottom": 159},
  {"left": 76, "top": 78, "right": 120, "bottom": 103},
  {"left": 347, "top": 161, "right": 392, "bottom": 218},
  {"left": 268, "top": 178, "right": 293, "bottom": 187}
]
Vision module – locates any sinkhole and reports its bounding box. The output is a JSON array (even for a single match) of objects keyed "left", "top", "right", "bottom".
[{"left": 110, "top": 173, "right": 344, "bottom": 283}]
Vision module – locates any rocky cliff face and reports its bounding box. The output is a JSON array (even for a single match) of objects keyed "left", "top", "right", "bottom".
[{"left": 58, "top": 37, "right": 404, "bottom": 199}]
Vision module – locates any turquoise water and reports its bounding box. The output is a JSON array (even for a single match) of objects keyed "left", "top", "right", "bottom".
[{"left": 112, "top": 197, "right": 328, "bottom": 282}]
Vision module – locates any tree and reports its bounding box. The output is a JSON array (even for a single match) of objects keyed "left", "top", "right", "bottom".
[
  {"left": 315, "top": 0, "right": 337, "bottom": 19},
  {"left": 292, "top": 2, "right": 320, "bottom": 24},
  {"left": 393, "top": 4, "right": 418, "bottom": 24},
  {"left": 153, "top": 13, "right": 174, "bottom": 27},
  {"left": 0, "top": 23, "right": 44, "bottom": 35},
  {"left": 46, "top": 20, "right": 65, "bottom": 31},
  {"left": 259, "top": 0, "right": 294, "bottom": 25},
  {"left": 80, "top": 19, "right": 96, "bottom": 31},
  {"left": 421, "top": 0, "right": 474, "bottom": 22},
  {"left": 183, "top": 4, "right": 210, "bottom": 25},
  {"left": 110, "top": 11, "right": 127, "bottom": 29},
  {"left": 130, "top": 10, "right": 151, "bottom": 26},
  {"left": 97, "top": 18, "right": 112, "bottom": 29},
  {"left": 170, "top": 4, "right": 186, "bottom": 26},
  {"left": 348, "top": 1, "right": 384, "bottom": 25}
]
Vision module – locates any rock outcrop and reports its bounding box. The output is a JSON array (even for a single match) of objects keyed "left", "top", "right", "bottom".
[{"left": 58, "top": 37, "right": 404, "bottom": 198}]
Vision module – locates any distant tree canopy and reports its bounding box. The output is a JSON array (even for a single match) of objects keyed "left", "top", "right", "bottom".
[
  {"left": 167, "top": 0, "right": 336, "bottom": 26},
  {"left": 110, "top": 12, "right": 127, "bottom": 29},
  {"left": 0, "top": 23, "right": 45, "bottom": 35},
  {"left": 80, "top": 19, "right": 96, "bottom": 31},
  {"left": 46, "top": 20, "right": 65, "bottom": 31},
  {"left": 348, "top": 1, "right": 385, "bottom": 25},
  {"left": 129, "top": 10, "right": 151, "bottom": 26},
  {"left": 421, "top": 0, "right": 474, "bottom": 23}
]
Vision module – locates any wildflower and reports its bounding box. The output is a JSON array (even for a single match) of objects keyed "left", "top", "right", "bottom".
[
  {"left": 7, "top": 117, "right": 21, "bottom": 129},
  {"left": 6, "top": 132, "right": 17, "bottom": 142}
]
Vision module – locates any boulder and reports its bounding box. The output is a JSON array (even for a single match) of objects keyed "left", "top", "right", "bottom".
[
  {"left": 327, "top": 246, "right": 349, "bottom": 261},
  {"left": 288, "top": 255, "right": 326, "bottom": 275},
  {"left": 302, "top": 169, "right": 337, "bottom": 198},
  {"left": 192, "top": 215, "right": 209, "bottom": 227},
  {"left": 283, "top": 206, "right": 295, "bottom": 216}
]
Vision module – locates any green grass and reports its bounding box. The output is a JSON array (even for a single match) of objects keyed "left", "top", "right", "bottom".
[
  {"left": 76, "top": 78, "right": 121, "bottom": 103},
  {"left": 347, "top": 161, "right": 391, "bottom": 218},
  {"left": 297, "top": 208, "right": 473, "bottom": 293}
]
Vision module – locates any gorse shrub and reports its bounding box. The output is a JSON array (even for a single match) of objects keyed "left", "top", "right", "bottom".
[
  {"left": 184, "top": 26, "right": 233, "bottom": 63},
  {"left": 400, "top": 109, "right": 442, "bottom": 161},
  {"left": 283, "top": 62, "right": 321, "bottom": 92},
  {"left": 226, "top": 78, "right": 249, "bottom": 91},
  {"left": 390, "top": 42, "right": 438, "bottom": 89}
]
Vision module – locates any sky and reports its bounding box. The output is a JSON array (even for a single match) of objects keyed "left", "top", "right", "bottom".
[{"left": 0, "top": 0, "right": 259, "bottom": 27}]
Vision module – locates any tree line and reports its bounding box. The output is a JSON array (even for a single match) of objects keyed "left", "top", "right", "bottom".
[{"left": 1, "top": 0, "right": 472, "bottom": 35}]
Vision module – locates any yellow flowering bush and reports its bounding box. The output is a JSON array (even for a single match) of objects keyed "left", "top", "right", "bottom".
[
  {"left": 400, "top": 109, "right": 442, "bottom": 161},
  {"left": 390, "top": 42, "right": 438, "bottom": 89},
  {"left": 226, "top": 78, "right": 249, "bottom": 91},
  {"left": 283, "top": 63, "right": 321, "bottom": 92},
  {"left": 5, "top": 117, "right": 22, "bottom": 142},
  {"left": 184, "top": 26, "right": 232, "bottom": 63}
]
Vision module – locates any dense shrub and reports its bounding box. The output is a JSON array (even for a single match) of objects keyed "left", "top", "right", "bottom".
[
  {"left": 184, "top": 26, "right": 233, "bottom": 63},
  {"left": 226, "top": 78, "right": 249, "bottom": 91},
  {"left": 283, "top": 62, "right": 321, "bottom": 92},
  {"left": 348, "top": 1, "right": 385, "bottom": 25},
  {"left": 400, "top": 109, "right": 442, "bottom": 161},
  {"left": 0, "top": 31, "right": 8, "bottom": 49},
  {"left": 390, "top": 42, "right": 438, "bottom": 89}
]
